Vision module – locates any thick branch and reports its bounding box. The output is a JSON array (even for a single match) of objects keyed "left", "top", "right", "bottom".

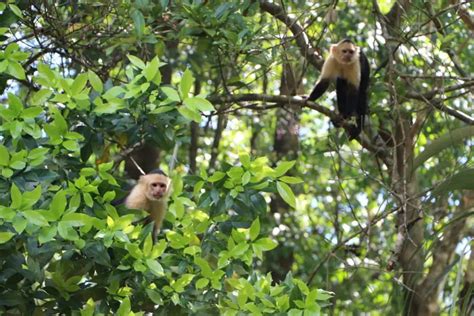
[
  {"left": 208, "top": 93, "right": 391, "bottom": 164},
  {"left": 259, "top": 0, "right": 322, "bottom": 69},
  {"left": 450, "top": 0, "right": 474, "bottom": 32}
]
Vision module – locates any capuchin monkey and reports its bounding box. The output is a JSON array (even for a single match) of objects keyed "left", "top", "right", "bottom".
[
  {"left": 308, "top": 39, "right": 370, "bottom": 139},
  {"left": 125, "top": 169, "right": 171, "bottom": 242}
]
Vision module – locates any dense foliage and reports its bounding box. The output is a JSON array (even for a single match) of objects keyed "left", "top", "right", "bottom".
[{"left": 0, "top": 0, "right": 473, "bottom": 315}]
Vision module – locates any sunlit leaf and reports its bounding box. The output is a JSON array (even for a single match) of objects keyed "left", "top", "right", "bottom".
[
  {"left": 179, "top": 69, "right": 194, "bottom": 100},
  {"left": 183, "top": 97, "right": 215, "bottom": 112},
  {"left": 178, "top": 106, "right": 201, "bottom": 123},
  {"left": 88, "top": 70, "right": 103, "bottom": 93},
  {"left": 8, "top": 4, "right": 23, "bottom": 18},
  {"left": 146, "top": 258, "right": 165, "bottom": 276},
  {"left": 127, "top": 55, "right": 146, "bottom": 69},
  {"left": 276, "top": 181, "right": 296, "bottom": 208},
  {"left": 8, "top": 61, "right": 26, "bottom": 80},
  {"left": 377, "top": 0, "right": 397, "bottom": 14},
  {"left": 0, "top": 232, "right": 14, "bottom": 244},
  {"left": 274, "top": 161, "right": 296, "bottom": 177}
]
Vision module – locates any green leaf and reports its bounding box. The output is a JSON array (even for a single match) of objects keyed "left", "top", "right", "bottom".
[
  {"left": 249, "top": 218, "right": 260, "bottom": 241},
  {"left": 279, "top": 176, "right": 303, "bottom": 184},
  {"left": 413, "top": 126, "right": 474, "bottom": 172},
  {"left": 178, "top": 106, "right": 201, "bottom": 123},
  {"left": 432, "top": 168, "right": 474, "bottom": 196},
  {"left": 37, "top": 63, "right": 56, "bottom": 82},
  {"left": 377, "top": 0, "right": 397, "bottom": 14},
  {"left": 315, "top": 289, "right": 334, "bottom": 301},
  {"left": 8, "top": 4, "right": 23, "bottom": 18},
  {"left": 23, "top": 210, "right": 49, "bottom": 226},
  {"left": 126, "top": 243, "right": 143, "bottom": 259},
  {"left": 0, "top": 145, "right": 10, "bottom": 166},
  {"left": 196, "top": 278, "right": 209, "bottom": 289},
  {"left": 58, "top": 222, "right": 79, "bottom": 240},
  {"left": 229, "top": 242, "right": 249, "bottom": 258},
  {"left": 183, "top": 97, "right": 215, "bottom": 112},
  {"left": 12, "top": 215, "right": 27, "bottom": 233},
  {"left": 22, "top": 185, "right": 42, "bottom": 208},
  {"left": 143, "top": 234, "right": 153, "bottom": 256},
  {"left": 9, "top": 160, "right": 25, "bottom": 170},
  {"left": 254, "top": 237, "right": 278, "bottom": 251},
  {"left": 0, "top": 207, "right": 15, "bottom": 220},
  {"left": 161, "top": 87, "right": 180, "bottom": 102},
  {"left": 2, "top": 168, "right": 13, "bottom": 178},
  {"left": 62, "top": 213, "right": 93, "bottom": 226},
  {"left": 71, "top": 73, "right": 88, "bottom": 95},
  {"left": 8, "top": 93, "right": 23, "bottom": 115},
  {"left": 103, "top": 86, "right": 125, "bottom": 99},
  {"left": 166, "top": 231, "right": 189, "bottom": 249},
  {"left": 116, "top": 297, "right": 131, "bottom": 316},
  {"left": 49, "top": 190, "right": 67, "bottom": 220},
  {"left": 39, "top": 225, "right": 57, "bottom": 244},
  {"left": 30, "top": 89, "right": 52, "bottom": 105},
  {"left": 87, "top": 70, "right": 103, "bottom": 93},
  {"left": 127, "top": 55, "right": 146, "bottom": 69},
  {"left": 274, "top": 161, "right": 296, "bottom": 177},
  {"left": 146, "top": 289, "right": 163, "bottom": 305},
  {"left": 242, "top": 171, "right": 251, "bottom": 186},
  {"left": 22, "top": 107, "right": 42, "bottom": 119},
  {"left": 63, "top": 140, "right": 80, "bottom": 152},
  {"left": 151, "top": 105, "right": 174, "bottom": 114},
  {"left": 7, "top": 61, "right": 26, "bottom": 80},
  {"left": 146, "top": 258, "right": 165, "bottom": 276},
  {"left": 276, "top": 181, "right": 296, "bottom": 208},
  {"left": 208, "top": 171, "right": 226, "bottom": 182},
  {"left": 10, "top": 183, "right": 22, "bottom": 209},
  {"left": 0, "top": 232, "right": 14, "bottom": 244},
  {"left": 239, "top": 153, "right": 251, "bottom": 168},
  {"left": 131, "top": 9, "right": 145, "bottom": 37},
  {"left": 52, "top": 109, "right": 68, "bottom": 134},
  {"left": 172, "top": 274, "right": 195, "bottom": 293},
  {"left": 179, "top": 69, "right": 194, "bottom": 99},
  {"left": 143, "top": 57, "right": 159, "bottom": 82}
]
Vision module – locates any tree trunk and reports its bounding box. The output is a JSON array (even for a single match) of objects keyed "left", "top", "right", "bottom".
[{"left": 268, "top": 62, "right": 302, "bottom": 281}]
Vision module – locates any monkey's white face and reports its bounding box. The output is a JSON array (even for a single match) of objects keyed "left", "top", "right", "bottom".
[
  {"left": 140, "top": 174, "right": 170, "bottom": 201},
  {"left": 336, "top": 43, "right": 358, "bottom": 64}
]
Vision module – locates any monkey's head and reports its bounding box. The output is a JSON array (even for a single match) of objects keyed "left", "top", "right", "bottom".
[
  {"left": 331, "top": 39, "right": 359, "bottom": 64},
  {"left": 140, "top": 173, "right": 171, "bottom": 201}
]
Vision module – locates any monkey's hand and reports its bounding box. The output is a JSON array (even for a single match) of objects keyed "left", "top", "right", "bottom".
[{"left": 330, "top": 115, "right": 344, "bottom": 127}]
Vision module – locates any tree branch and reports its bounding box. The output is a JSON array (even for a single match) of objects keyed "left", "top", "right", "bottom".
[
  {"left": 259, "top": 0, "right": 323, "bottom": 69},
  {"left": 207, "top": 93, "right": 391, "bottom": 164}
]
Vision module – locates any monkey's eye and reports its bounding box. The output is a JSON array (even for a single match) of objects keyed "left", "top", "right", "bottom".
[{"left": 151, "top": 183, "right": 159, "bottom": 188}]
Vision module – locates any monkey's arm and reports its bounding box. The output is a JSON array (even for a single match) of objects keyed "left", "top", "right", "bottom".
[
  {"left": 308, "top": 79, "right": 330, "bottom": 101},
  {"left": 308, "top": 58, "right": 336, "bottom": 101}
]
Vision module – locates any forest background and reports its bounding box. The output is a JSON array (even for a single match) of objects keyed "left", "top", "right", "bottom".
[{"left": 0, "top": 0, "right": 473, "bottom": 315}]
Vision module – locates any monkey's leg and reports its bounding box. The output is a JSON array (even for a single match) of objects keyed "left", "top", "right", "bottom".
[
  {"left": 133, "top": 215, "right": 152, "bottom": 226},
  {"left": 152, "top": 224, "right": 158, "bottom": 244},
  {"left": 333, "top": 79, "right": 349, "bottom": 127}
]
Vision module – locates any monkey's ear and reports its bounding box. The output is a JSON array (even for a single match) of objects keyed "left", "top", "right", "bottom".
[{"left": 330, "top": 44, "right": 338, "bottom": 54}]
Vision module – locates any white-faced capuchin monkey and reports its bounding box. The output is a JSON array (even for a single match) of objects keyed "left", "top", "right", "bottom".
[
  {"left": 125, "top": 169, "right": 171, "bottom": 242},
  {"left": 307, "top": 39, "right": 370, "bottom": 139}
]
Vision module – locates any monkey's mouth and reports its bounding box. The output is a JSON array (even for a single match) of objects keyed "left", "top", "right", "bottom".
[{"left": 152, "top": 193, "right": 163, "bottom": 199}]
